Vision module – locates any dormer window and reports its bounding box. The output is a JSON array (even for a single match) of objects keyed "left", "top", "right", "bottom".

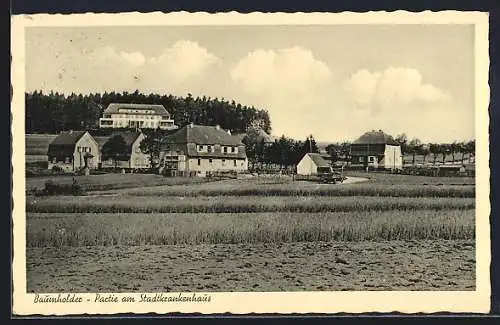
[
  {"left": 223, "top": 147, "right": 228, "bottom": 153},
  {"left": 231, "top": 147, "right": 235, "bottom": 153},
  {"left": 207, "top": 145, "right": 212, "bottom": 153}
]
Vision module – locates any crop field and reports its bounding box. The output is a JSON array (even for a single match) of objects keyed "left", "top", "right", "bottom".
[{"left": 26, "top": 173, "right": 476, "bottom": 292}]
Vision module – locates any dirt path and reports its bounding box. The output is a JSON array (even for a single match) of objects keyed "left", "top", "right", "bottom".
[{"left": 27, "top": 240, "right": 474, "bottom": 292}]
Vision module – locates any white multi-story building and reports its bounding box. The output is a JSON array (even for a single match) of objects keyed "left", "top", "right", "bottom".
[{"left": 99, "top": 103, "right": 178, "bottom": 130}]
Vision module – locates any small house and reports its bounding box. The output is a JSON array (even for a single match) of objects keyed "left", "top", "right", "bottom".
[
  {"left": 158, "top": 123, "right": 248, "bottom": 177},
  {"left": 47, "top": 130, "right": 100, "bottom": 172},
  {"left": 350, "top": 130, "right": 403, "bottom": 171},
  {"left": 100, "top": 131, "right": 150, "bottom": 171},
  {"left": 297, "top": 153, "right": 332, "bottom": 176}
]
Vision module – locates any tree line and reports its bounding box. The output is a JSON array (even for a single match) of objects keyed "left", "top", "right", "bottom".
[{"left": 25, "top": 90, "right": 272, "bottom": 135}]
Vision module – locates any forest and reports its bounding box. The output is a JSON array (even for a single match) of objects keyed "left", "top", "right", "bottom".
[{"left": 25, "top": 90, "right": 272, "bottom": 135}]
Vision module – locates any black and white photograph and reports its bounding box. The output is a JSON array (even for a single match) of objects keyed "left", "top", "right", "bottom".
[{"left": 11, "top": 11, "right": 491, "bottom": 315}]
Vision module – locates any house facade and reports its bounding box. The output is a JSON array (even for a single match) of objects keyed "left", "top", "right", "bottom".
[
  {"left": 99, "top": 103, "right": 178, "bottom": 130},
  {"left": 100, "top": 131, "right": 150, "bottom": 170},
  {"left": 159, "top": 123, "right": 248, "bottom": 177},
  {"left": 350, "top": 130, "right": 403, "bottom": 171},
  {"left": 297, "top": 153, "right": 332, "bottom": 175},
  {"left": 47, "top": 131, "right": 100, "bottom": 172}
]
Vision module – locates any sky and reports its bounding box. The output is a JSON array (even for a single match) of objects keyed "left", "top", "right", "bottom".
[{"left": 25, "top": 25, "right": 475, "bottom": 143}]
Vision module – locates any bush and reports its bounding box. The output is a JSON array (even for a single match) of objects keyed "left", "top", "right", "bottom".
[
  {"left": 42, "top": 179, "right": 86, "bottom": 196},
  {"left": 51, "top": 166, "right": 64, "bottom": 173}
]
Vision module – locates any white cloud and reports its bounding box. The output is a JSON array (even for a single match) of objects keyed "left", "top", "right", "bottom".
[
  {"left": 147, "top": 40, "right": 219, "bottom": 83},
  {"left": 231, "top": 46, "right": 331, "bottom": 100},
  {"left": 230, "top": 47, "right": 332, "bottom": 136},
  {"left": 33, "top": 41, "right": 220, "bottom": 95},
  {"left": 343, "top": 67, "right": 451, "bottom": 111},
  {"left": 120, "top": 51, "right": 146, "bottom": 66}
]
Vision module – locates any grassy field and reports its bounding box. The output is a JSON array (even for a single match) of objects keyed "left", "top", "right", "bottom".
[
  {"left": 26, "top": 173, "right": 213, "bottom": 192},
  {"left": 26, "top": 172, "right": 476, "bottom": 292},
  {"left": 27, "top": 209, "right": 474, "bottom": 247}
]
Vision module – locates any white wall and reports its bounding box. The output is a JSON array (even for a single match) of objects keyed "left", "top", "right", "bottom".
[
  {"left": 186, "top": 157, "right": 248, "bottom": 177},
  {"left": 382, "top": 145, "right": 403, "bottom": 170},
  {"left": 297, "top": 155, "right": 316, "bottom": 175}
]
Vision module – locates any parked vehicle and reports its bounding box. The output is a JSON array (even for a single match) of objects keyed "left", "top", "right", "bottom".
[{"left": 317, "top": 167, "right": 347, "bottom": 184}]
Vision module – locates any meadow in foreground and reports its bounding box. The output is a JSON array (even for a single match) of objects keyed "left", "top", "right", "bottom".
[{"left": 26, "top": 173, "right": 476, "bottom": 292}]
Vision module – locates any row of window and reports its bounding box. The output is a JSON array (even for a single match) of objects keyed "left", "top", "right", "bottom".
[
  {"left": 197, "top": 159, "right": 239, "bottom": 167},
  {"left": 51, "top": 157, "right": 72, "bottom": 163},
  {"left": 197, "top": 145, "right": 238, "bottom": 153},
  {"left": 77, "top": 146, "right": 92, "bottom": 153},
  {"left": 359, "top": 156, "right": 375, "bottom": 163}
]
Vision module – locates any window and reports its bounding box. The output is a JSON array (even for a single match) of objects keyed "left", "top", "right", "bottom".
[
  {"left": 209, "top": 159, "right": 213, "bottom": 164},
  {"left": 369, "top": 156, "right": 374, "bottom": 163},
  {"left": 222, "top": 159, "right": 226, "bottom": 166},
  {"left": 359, "top": 157, "right": 365, "bottom": 163},
  {"left": 77, "top": 146, "right": 81, "bottom": 152},
  {"left": 207, "top": 146, "right": 212, "bottom": 153},
  {"left": 223, "top": 147, "right": 228, "bottom": 153},
  {"left": 231, "top": 147, "right": 235, "bottom": 153},
  {"left": 234, "top": 160, "right": 237, "bottom": 167},
  {"left": 197, "top": 159, "right": 201, "bottom": 166},
  {"left": 198, "top": 145, "right": 204, "bottom": 151},
  {"left": 88, "top": 147, "right": 92, "bottom": 153}
]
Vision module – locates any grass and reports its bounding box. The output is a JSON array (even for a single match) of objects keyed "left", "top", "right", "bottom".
[
  {"left": 26, "top": 174, "right": 214, "bottom": 192},
  {"left": 344, "top": 171, "right": 474, "bottom": 185},
  {"left": 26, "top": 209, "right": 475, "bottom": 247},
  {"left": 123, "top": 183, "right": 475, "bottom": 198},
  {"left": 27, "top": 195, "right": 475, "bottom": 213}
]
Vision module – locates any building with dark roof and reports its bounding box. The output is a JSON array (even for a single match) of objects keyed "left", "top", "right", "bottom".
[
  {"left": 47, "top": 130, "right": 100, "bottom": 171},
  {"left": 350, "top": 130, "right": 402, "bottom": 170},
  {"left": 100, "top": 131, "right": 150, "bottom": 170},
  {"left": 297, "top": 153, "right": 332, "bottom": 175},
  {"left": 99, "top": 103, "right": 177, "bottom": 130},
  {"left": 159, "top": 123, "right": 248, "bottom": 176}
]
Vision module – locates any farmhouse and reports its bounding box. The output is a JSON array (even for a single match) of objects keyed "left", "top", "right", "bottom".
[
  {"left": 158, "top": 123, "right": 248, "bottom": 177},
  {"left": 47, "top": 130, "right": 100, "bottom": 172},
  {"left": 99, "top": 103, "right": 178, "bottom": 130},
  {"left": 100, "top": 131, "right": 150, "bottom": 171},
  {"left": 350, "top": 130, "right": 403, "bottom": 171},
  {"left": 297, "top": 153, "right": 332, "bottom": 176}
]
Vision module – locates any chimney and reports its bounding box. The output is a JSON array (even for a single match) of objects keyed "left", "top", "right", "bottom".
[{"left": 215, "top": 124, "right": 220, "bottom": 130}]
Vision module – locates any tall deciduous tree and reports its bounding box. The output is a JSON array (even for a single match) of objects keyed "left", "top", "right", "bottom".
[{"left": 101, "top": 135, "right": 128, "bottom": 169}]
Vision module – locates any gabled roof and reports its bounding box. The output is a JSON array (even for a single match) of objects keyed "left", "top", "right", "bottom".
[
  {"left": 304, "top": 153, "right": 330, "bottom": 168},
  {"left": 233, "top": 127, "right": 275, "bottom": 145},
  {"left": 103, "top": 103, "right": 170, "bottom": 117},
  {"left": 47, "top": 131, "right": 89, "bottom": 156},
  {"left": 352, "top": 130, "right": 399, "bottom": 145},
  {"left": 164, "top": 124, "right": 244, "bottom": 146}
]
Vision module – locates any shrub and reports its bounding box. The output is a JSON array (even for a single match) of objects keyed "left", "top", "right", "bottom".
[
  {"left": 51, "top": 166, "right": 64, "bottom": 173},
  {"left": 42, "top": 179, "right": 86, "bottom": 196}
]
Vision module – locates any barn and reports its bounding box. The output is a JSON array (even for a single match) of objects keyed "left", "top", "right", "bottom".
[
  {"left": 297, "top": 153, "right": 331, "bottom": 175},
  {"left": 350, "top": 130, "right": 403, "bottom": 171}
]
